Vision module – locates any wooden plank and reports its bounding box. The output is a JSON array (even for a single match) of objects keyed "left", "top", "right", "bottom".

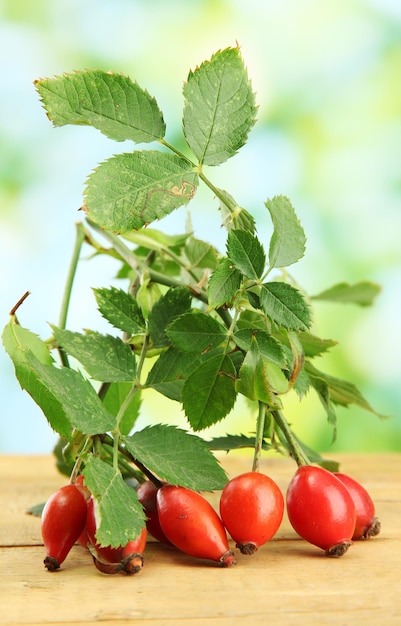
[{"left": 1, "top": 454, "right": 400, "bottom": 625}]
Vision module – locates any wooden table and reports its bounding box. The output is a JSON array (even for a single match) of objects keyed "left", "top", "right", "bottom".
[{"left": 1, "top": 453, "right": 400, "bottom": 625}]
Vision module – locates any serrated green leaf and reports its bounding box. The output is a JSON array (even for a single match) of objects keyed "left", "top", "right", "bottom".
[
  {"left": 235, "top": 340, "right": 272, "bottom": 404},
  {"left": 83, "top": 456, "right": 145, "bottom": 547},
  {"left": 166, "top": 311, "right": 227, "bottom": 353},
  {"left": 145, "top": 348, "right": 203, "bottom": 401},
  {"left": 93, "top": 287, "right": 146, "bottom": 335},
  {"left": 227, "top": 229, "right": 265, "bottom": 279},
  {"left": 298, "top": 332, "right": 337, "bottom": 357},
  {"left": 124, "top": 424, "right": 227, "bottom": 490},
  {"left": 148, "top": 287, "right": 192, "bottom": 348},
  {"left": 208, "top": 257, "right": 242, "bottom": 309},
  {"left": 184, "top": 237, "right": 219, "bottom": 270},
  {"left": 260, "top": 282, "right": 311, "bottom": 331},
  {"left": 233, "top": 329, "right": 287, "bottom": 368},
  {"left": 24, "top": 354, "right": 116, "bottom": 435},
  {"left": 182, "top": 353, "right": 237, "bottom": 431},
  {"left": 312, "top": 281, "right": 381, "bottom": 307},
  {"left": 52, "top": 327, "right": 136, "bottom": 382},
  {"left": 102, "top": 383, "right": 141, "bottom": 436},
  {"left": 84, "top": 151, "right": 198, "bottom": 233},
  {"left": 305, "top": 361, "right": 385, "bottom": 418},
  {"left": 265, "top": 195, "right": 306, "bottom": 269},
  {"left": 35, "top": 70, "right": 166, "bottom": 143},
  {"left": 207, "top": 434, "right": 272, "bottom": 452},
  {"left": 183, "top": 46, "right": 257, "bottom": 166},
  {"left": 2, "top": 320, "right": 72, "bottom": 440}
]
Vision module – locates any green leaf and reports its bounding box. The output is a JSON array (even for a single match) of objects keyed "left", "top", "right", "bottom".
[
  {"left": 102, "top": 383, "right": 141, "bottom": 436},
  {"left": 233, "top": 329, "right": 287, "bottom": 368},
  {"left": 265, "top": 195, "right": 306, "bottom": 269},
  {"left": 93, "top": 287, "right": 146, "bottom": 335},
  {"left": 312, "top": 281, "right": 381, "bottom": 307},
  {"left": 305, "top": 361, "right": 385, "bottom": 418},
  {"left": 84, "top": 151, "right": 198, "bottom": 233},
  {"left": 260, "top": 282, "right": 311, "bottom": 331},
  {"left": 148, "top": 287, "right": 192, "bottom": 348},
  {"left": 208, "top": 257, "right": 242, "bottom": 309},
  {"left": 24, "top": 354, "right": 116, "bottom": 435},
  {"left": 182, "top": 46, "right": 257, "bottom": 166},
  {"left": 2, "top": 321, "right": 71, "bottom": 440},
  {"left": 226, "top": 229, "right": 265, "bottom": 279},
  {"left": 182, "top": 353, "right": 237, "bottom": 431},
  {"left": 83, "top": 456, "right": 145, "bottom": 547},
  {"left": 235, "top": 340, "right": 272, "bottom": 404},
  {"left": 298, "top": 332, "right": 337, "bottom": 357},
  {"left": 166, "top": 311, "right": 227, "bottom": 354},
  {"left": 124, "top": 424, "right": 227, "bottom": 490},
  {"left": 52, "top": 327, "right": 136, "bottom": 382},
  {"left": 184, "top": 237, "right": 219, "bottom": 270},
  {"left": 145, "top": 348, "right": 203, "bottom": 401},
  {"left": 207, "top": 434, "right": 272, "bottom": 452},
  {"left": 235, "top": 337, "right": 287, "bottom": 404},
  {"left": 35, "top": 70, "right": 166, "bottom": 143}
]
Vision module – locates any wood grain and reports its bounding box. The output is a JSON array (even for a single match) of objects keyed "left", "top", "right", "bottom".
[{"left": 1, "top": 453, "right": 400, "bottom": 625}]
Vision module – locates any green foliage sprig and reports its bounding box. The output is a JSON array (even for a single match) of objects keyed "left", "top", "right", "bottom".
[{"left": 2, "top": 46, "right": 382, "bottom": 545}]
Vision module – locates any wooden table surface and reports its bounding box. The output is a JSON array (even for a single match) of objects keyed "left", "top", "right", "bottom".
[{"left": 1, "top": 453, "right": 400, "bottom": 625}]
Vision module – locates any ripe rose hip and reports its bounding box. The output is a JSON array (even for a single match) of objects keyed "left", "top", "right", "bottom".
[
  {"left": 334, "top": 472, "right": 381, "bottom": 540},
  {"left": 156, "top": 485, "right": 235, "bottom": 567},
  {"left": 137, "top": 480, "right": 173, "bottom": 545},
  {"left": 219, "top": 471, "right": 284, "bottom": 554},
  {"left": 286, "top": 465, "right": 356, "bottom": 557},
  {"left": 41, "top": 484, "right": 88, "bottom": 571}
]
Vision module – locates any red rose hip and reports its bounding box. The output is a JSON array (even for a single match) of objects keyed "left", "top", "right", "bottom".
[
  {"left": 286, "top": 465, "right": 356, "bottom": 557},
  {"left": 219, "top": 471, "right": 284, "bottom": 554},
  {"left": 41, "top": 484, "right": 88, "bottom": 571},
  {"left": 156, "top": 484, "right": 235, "bottom": 566},
  {"left": 334, "top": 472, "right": 381, "bottom": 540}
]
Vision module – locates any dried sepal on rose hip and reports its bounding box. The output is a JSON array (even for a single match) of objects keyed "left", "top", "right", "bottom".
[
  {"left": 41, "top": 484, "right": 88, "bottom": 571},
  {"left": 334, "top": 472, "right": 381, "bottom": 540},
  {"left": 286, "top": 465, "right": 356, "bottom": 557},
  {"left": 219, "top": 471, "right": 284, "bottom": 555},
  {"left": 156, "top": 484, "right": 235, "bottom": 567}
]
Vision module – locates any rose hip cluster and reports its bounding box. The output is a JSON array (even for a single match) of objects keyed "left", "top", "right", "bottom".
[
  {"left": 41, "top": 476, "right": 146, "bottom": 575},
  {"left": 41, "top": 466, "right": 380, "bottom": 572}
]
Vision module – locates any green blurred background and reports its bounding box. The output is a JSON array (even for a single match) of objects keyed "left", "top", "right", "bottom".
[{"left": 1, "top": 0, "right": 400, "bottom": 453}]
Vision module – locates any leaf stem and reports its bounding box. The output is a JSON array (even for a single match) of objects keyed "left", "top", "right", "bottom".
[
  {"left": 271, "top": 409, "right": 310, "bottom": 466},
  {"left": 252, "top": 402, "right": 267, "bottom": 472},
  {"left": 57, "top": 221, "right": 86, "bottom": 367}
]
